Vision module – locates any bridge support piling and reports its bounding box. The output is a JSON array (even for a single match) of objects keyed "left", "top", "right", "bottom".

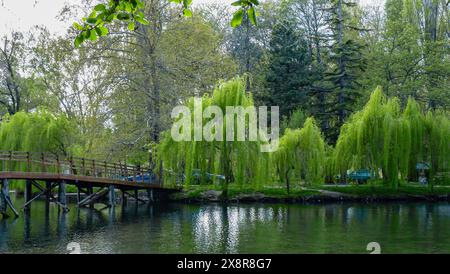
[
  {"left": 121, "top": 190, "right": 127, "bottom": 207},
  {"left": 24, "top": 180, "right": 32, "bottom": 212},
  {"left": 134, "top": 189, "right": 138, "bottom": 204},
  {"left": 108, "top": 186, "right": 116, "bottom": 207},
  {"left": 76, "top": 186, "right": 81, "bottom": 204},
  {"left": 0, "top": 179, "right": 18, "bottom": 218},
  {"left": 45, "top": 181, "right": 52, "bottom": 204},
  {"left": 23, "top": 180, "right": 68, "bottom": 213},
  {"left": 0, "top": 180, "right": 6, "bottom": 216},
  {"left": 58, "top": 181, "right": 67, "bottom": 209},
  {"left": 87, "top": 187, "right": 94, "bottom": 209},
  {"left": 147, "top": 189, "right": 154, "bottom": 203}
]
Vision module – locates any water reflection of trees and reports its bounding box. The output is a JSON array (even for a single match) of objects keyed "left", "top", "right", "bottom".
[{"left": 2, "top": 201, "right": 450, "bottom": 253}]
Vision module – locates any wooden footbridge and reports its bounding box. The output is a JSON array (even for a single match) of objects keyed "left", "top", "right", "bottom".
[{"left": 0, "top": 151, "right": 180, "bottom": 218}]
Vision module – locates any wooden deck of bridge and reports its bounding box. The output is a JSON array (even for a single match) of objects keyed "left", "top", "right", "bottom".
[{"left": 0, "top": 151, "right": 179, "bottom": 218}]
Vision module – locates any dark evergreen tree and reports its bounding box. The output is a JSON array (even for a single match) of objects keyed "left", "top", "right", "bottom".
[
  {"left": 323, "top": 0, "right": 366, "bottom": 142},
  {"left": 265, "top": 20, "right": 313, "bottom": 118}
]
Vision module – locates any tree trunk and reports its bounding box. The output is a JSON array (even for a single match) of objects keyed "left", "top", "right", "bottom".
[
  {"left": 285, "top": 170, "right": 291, "bottom": 194},
  {"left": 244, "top": 14, "right": 251, "bottom": 93},
  {"left": 337, "top": 0, "right": 346, "bottom": 125}
]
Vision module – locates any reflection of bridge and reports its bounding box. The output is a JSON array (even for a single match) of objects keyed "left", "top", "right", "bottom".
[{"left": 0, "top": 151, "right": 179, "bottom": 218}]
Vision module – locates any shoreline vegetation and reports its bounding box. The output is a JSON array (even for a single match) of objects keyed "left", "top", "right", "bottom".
[
  {"left": 168, "top": 184, "right": 450, "bottom": 204},
  {"left": 157, "top": 80, "right": 449, "bottom": 200},
  {"left": 10, "top": 182, "right": 450, "bottom": 205}
]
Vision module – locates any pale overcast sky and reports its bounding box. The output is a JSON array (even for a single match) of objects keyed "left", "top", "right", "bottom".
[{"left": 0, "top": 0, "right": 384, "bottom": 37}]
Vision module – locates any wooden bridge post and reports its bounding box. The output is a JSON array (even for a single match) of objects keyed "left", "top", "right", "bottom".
[
  {"left": 87, "top": 186, "right": 94, "bottom": 209},
  {"left": 41, "top": 153, "right": 46, "bottom": 172},
  {"left": 81, "top": 158, "right": 85, "bottom": 176},
  {"left": 24, "top": 180, "right": 32, "bottom": 212},
  {"left": 69, "top": 156, "right": 74, "bottom": 175},
  {"left": 121, "top": 190, "right": 127, "bottom": 207},
  {"left": 108, "top": 185, "right": 116, "bottom": 207},
  {"left": 76, "top": 184, "right": 81, "bottom": 204},
  {"left": 8, "top": 151, "right": 12, "bottom": 171},
  {"left": 147, "top": 189, "right": 154, "bottom": 203},
  {"left": 0, "top": 180, "right": 6, "bottom": 216},
  {"left": 0, "top": 179, "right": 19, "bottom": 218},
  {"left": 24, "top": 152, "right": 32, "bottom": 212},
  {"left": 58, "top": 180, "right": 67, "bottom": 209},
  {"left": 45, "top": 181, "right": 51, "bottom": 204},
  {"left": 134, "top": 189, "right": 139, "bottom": 205},
  {"left": 26, "top": 152, "right": 31, "bottom": 172}
]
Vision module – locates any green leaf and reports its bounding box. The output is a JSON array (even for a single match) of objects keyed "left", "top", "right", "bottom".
[
  {"left": 248, "top": 6, "right": 257, "bottom": 26},
  {"left": 183, "top": 8, "right": 192, "bottom": 17},
  {"left": 136, "top": 0, "right": 145, "bottom": 9},
  {"left": 88, "top": 11, "right": 97, "bottom": 19},
  {"left": 74, "top": 35, "right": 84, "bottom": 48},
  {"left": 183, "top": 0, "right": 193, "bottom": 7},
  {"left": 95, "top": 27, "right": 102, "bottom": 37},
  {"left": 89, "top": 30, "right": 98, "bottom": 41},
  {"left": 106, "top": 14, "right": 116, "bottom": 23},
  {"left": 94, "top": 4, "right": 106, "bottom": 12},
  {"left": 117, "top": 13, "right": 130, "bottom": 20},
  {"left": 73, "top": 22, "right": 84, "bottom": 31},
  {"left": 128, "top": 22, "right": 136, "bottom": 31},
  {"left": 231, "top": 1, "right": 243, "bottom": 6},
  {"left": 98, "top": 26, "right": 109, "bottom": 36},
  {"left": 231, "top": 9, "right": 244, "bottom": 28},
  {"left": 125, "top": 2, "right": 133, "bottom": 13},
  {"left": 135, "top": 17, "right": 149, "bottom": 25},
  {"left": 86, "top": 17, "right": 98, "bottom": 25},
  {"left": 84, "top": 29, "right": 91, "bottom": 40},
  {"left": 136, "top": 11, "right": 145, "bottom": 18},
  {"left": 248, "top": 0, "right": 260, "bottom": 5}
]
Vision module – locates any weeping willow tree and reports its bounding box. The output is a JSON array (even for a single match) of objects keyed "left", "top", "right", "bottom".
[
  {"left": 333, "top": 87, "right": 450, "bottom": 188},
  {"left": 272, "top": 118, "right": 325, "bottom": 193},
  {"left": 0, "top": 110, "right": 76, "bottom": 155},
  {"left": 402, "top": 98, "right": 425, "bottom": 181},
  {"left": 158, "top": 78, "right": 271, "bottom": 195},
  {"left": 423, "top": 110, "right": 450, "bottom": 185},
  {"left": 0, "top": 110, "right": 77, "bottom": 189}
]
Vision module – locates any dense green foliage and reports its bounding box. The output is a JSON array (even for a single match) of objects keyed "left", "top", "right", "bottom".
[
  {"left": 333, "top": 88, "right": 449, "bottom": 188},
  {"left": 273, "top": 117, "right": 325, "bottom": 192},
  {"left": 158, "top": 78, "right": 270, "bottom": 194},
  {"left": 0, "top": 110, "right": 77, "bottom": 190},
  {"left": 280, "top": 108, "right": 307, "bottom": 134},
  {"left": 0, "top": 110, "right": 76, "bottom": 155}
]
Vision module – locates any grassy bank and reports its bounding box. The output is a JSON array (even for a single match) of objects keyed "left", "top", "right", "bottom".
[
  {"left": 170, "top": 183, "right": 450, "bottom": 203},
  {"left": 315, "top": 184, "right": 450, "bottom": 196},
  {"left": 171, "top": 184, "right": 320, "bottom": 201}
]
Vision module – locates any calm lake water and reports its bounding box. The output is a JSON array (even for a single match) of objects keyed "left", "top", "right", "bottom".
[{"left": 1, "top": 197, "right": 450, "bottom": 254}]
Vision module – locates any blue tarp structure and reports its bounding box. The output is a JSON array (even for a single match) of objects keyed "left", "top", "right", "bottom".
[
  {"left": 348, "top": 169, "right": 373, "bottom": 183},
  {"left": 192, "top": 169, "right": 225, "bottom": 181},
  {"left": 416, "top": 162, "right": 430, "bottom": 170},
  {"left": 123, "top": 172, "right": 157, "bottom": 184}
]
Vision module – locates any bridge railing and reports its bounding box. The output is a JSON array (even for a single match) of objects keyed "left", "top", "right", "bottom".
[{"left": 0, "top": 151, "right": 151, "bottom": 184}]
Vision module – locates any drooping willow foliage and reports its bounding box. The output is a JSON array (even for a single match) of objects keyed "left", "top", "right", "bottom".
[
  {"left": 423, "top": 110, "right": 450, "bottom": 182},
  {"left": 333, "top": 87, "right": 450, "bottom": 188},
  {"left": 157, "top": 78, "right": 271, "bottom": 192},
  {"left": 0, "top": 110, "right": 76, "bottom": 155},
  {"left": 0, "top": 110, "right": 77, "bottom": 190},
  {"left": 272, "top": 118, "right": 325, "bottom": 192}
]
